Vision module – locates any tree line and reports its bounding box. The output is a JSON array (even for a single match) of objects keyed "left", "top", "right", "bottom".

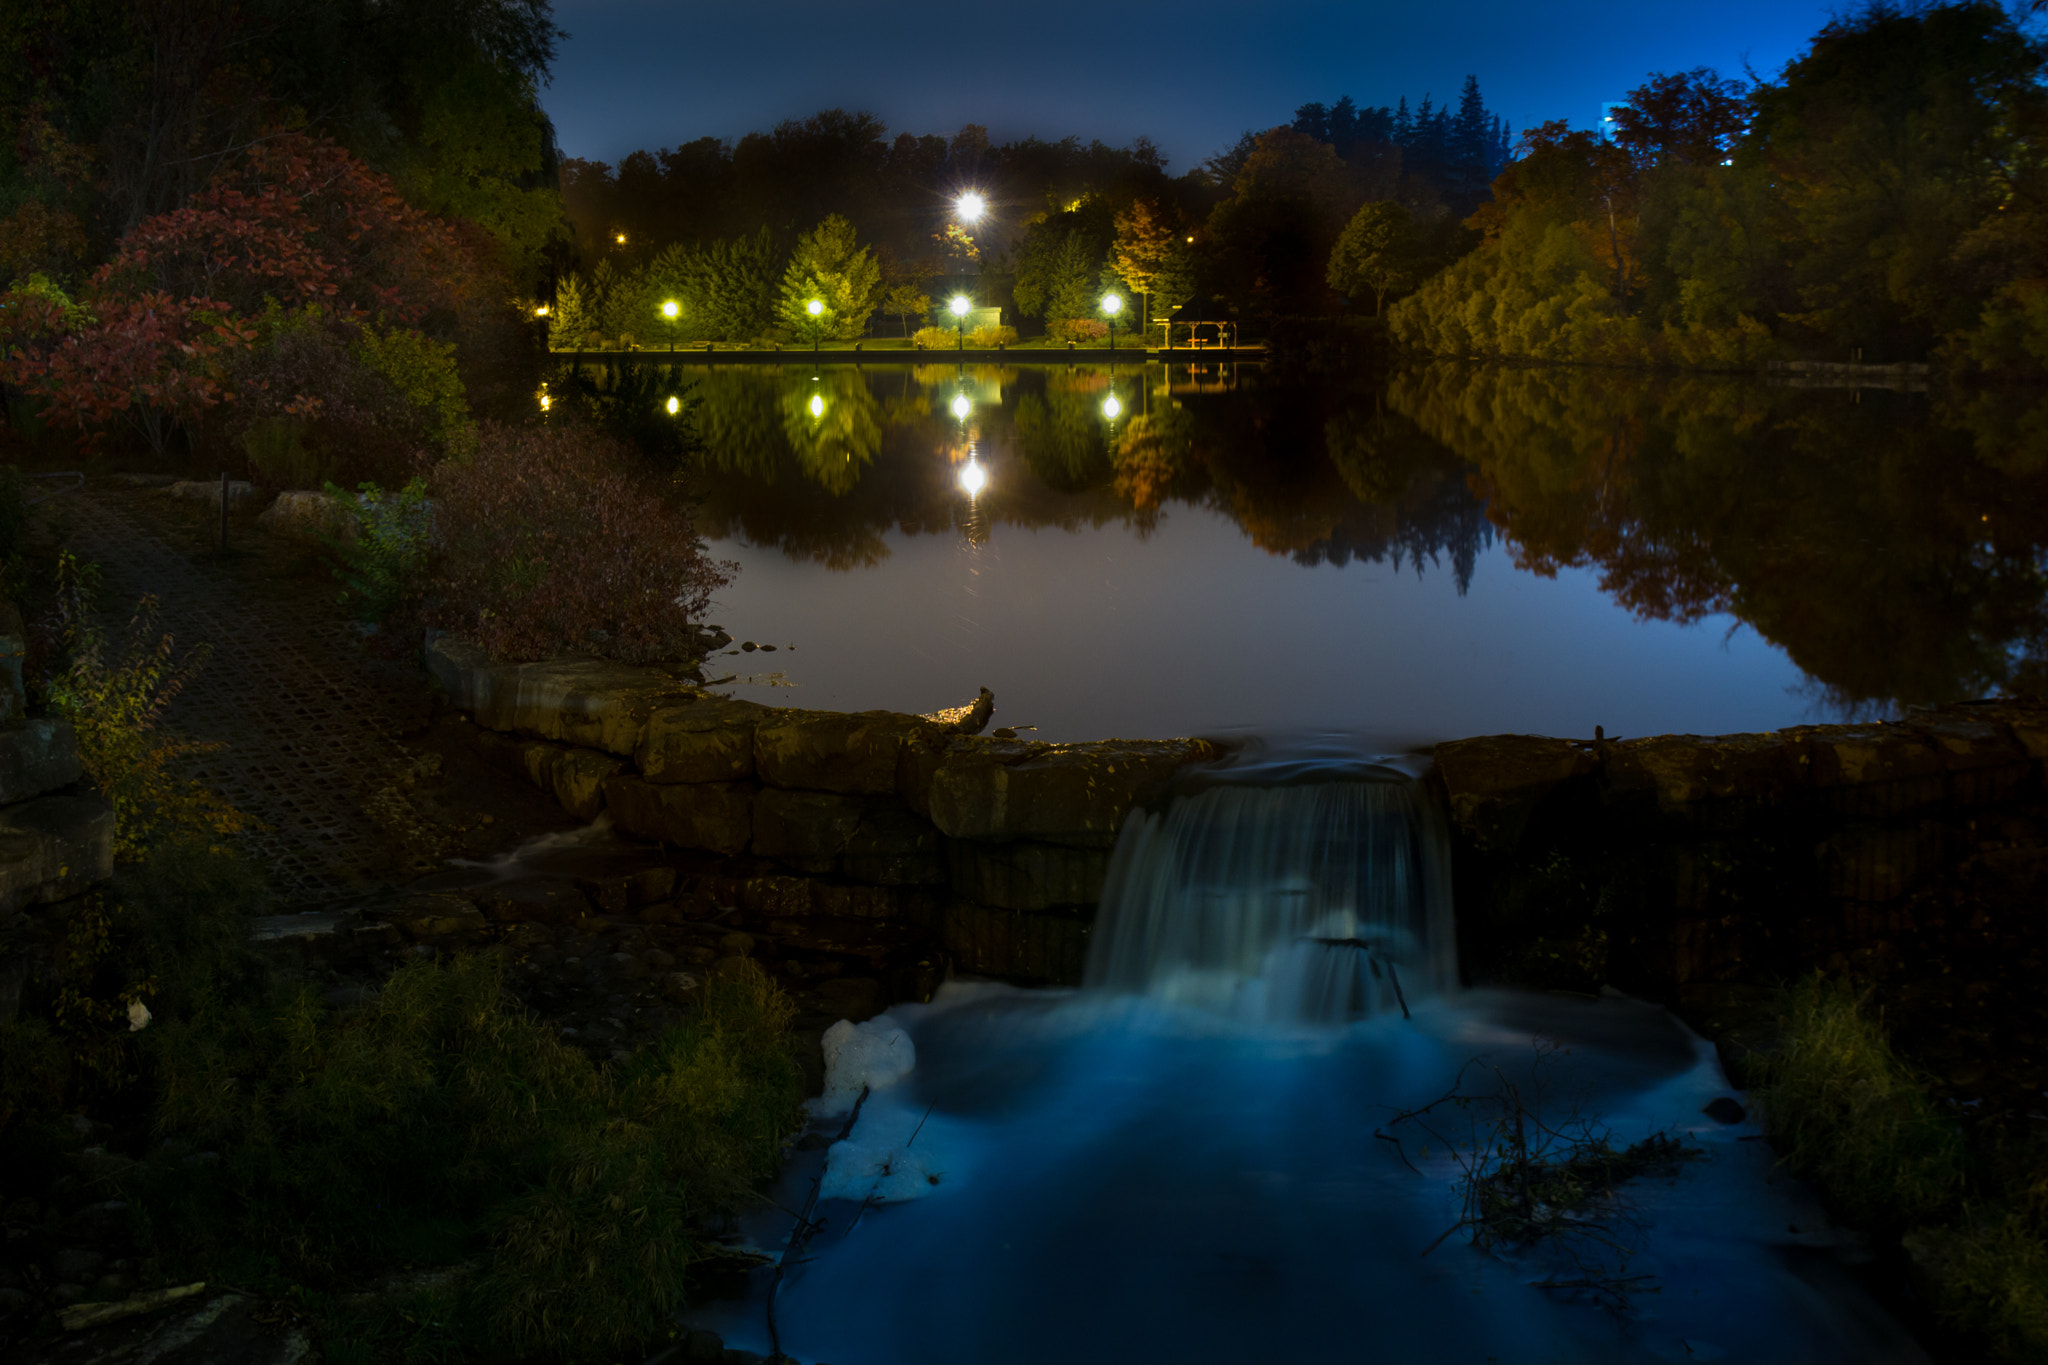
[
  {"left": 548, "top": 79, "right": 1516, "bottom": 346},
  {"left": 1385, "top": 1, "right": 2048, "bottom": 377}
]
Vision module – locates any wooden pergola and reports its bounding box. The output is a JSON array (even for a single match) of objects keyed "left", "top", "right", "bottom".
[{"left": 1156, "top": 304, "right": 1239, "bottom": 351}]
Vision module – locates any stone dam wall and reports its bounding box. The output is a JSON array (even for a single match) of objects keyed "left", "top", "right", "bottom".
[{"left": 427, "top": 637, "right": 2048, "bottom": 1011}]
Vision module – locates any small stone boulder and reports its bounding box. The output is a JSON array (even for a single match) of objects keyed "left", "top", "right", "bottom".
[
  {"left": 255, "top": 490, "right": 356, "bottom": 544},
  {"left": 603, "top": 774, "right": 754, "bottom": 855},
  {"left": 166, "top": 478, "right": 256, "bottom": 509}
]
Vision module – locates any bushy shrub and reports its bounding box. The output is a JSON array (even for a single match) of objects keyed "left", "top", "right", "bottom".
[
  {"left": 46, "top": 554, "right": 251, "bottom": 859},
  {"left": 225, "top": 307, "right": 445, "bottom": 488},
  {"left": 912, "top": 325, "right": 961, "bottom": 350},
  {"left": 428, "top": 423, "right": 734, "bottom": 663},
  {"left": 967, "top": 325, "right": 1018, "bottom": 348},
  {"left": 325, "top": 479, "right": 434, "bottom": 627},
  {"left": 1047, "top": 318, "right": 1109, "bottom": 344},
  {"left": 1905, "top": 1214, "right": 2048, "bottom": 1362}
]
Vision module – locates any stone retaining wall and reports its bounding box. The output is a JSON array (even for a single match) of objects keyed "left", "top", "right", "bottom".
[
  {"left": 426, "top": 636, "right": 1218, "bottom": 987},
  {"left": 430, "top": 635, "right": 2047, "bottom": 1007},
  {"left": 1434, "top": 699, "right": 2048, "bottom": 1005}
]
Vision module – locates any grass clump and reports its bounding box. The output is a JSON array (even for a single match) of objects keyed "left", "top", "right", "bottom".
[
  {"left": 140, "top": 950, "right": 804, "bottom": 1363},
  {"left": 1755, "top": 976, "right": 1966, "bottom": 1230},
  {"left": 1905, "top": 1214, "right": 2048, "bottom": 1362}
]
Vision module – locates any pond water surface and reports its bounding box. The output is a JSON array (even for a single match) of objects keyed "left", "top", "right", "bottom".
[{"left": 620, "top": 360, "right": 2048, "bottom": 743}]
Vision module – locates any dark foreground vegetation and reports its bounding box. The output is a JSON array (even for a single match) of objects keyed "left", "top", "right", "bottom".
[{"left": 1, "top": 839, "right": 805, "bottom": 1363}]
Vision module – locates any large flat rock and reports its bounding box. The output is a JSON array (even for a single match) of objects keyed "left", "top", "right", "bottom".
[{"left": 426, "top": 635, "right": 694, "bottom": 757}]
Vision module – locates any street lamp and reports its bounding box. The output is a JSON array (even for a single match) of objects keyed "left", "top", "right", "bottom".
[
  {"left": 950, "top": 294, "right": 971, "bottom": 352},
  {"left": 806, "top": 297, "right": 825, "bottom": 355},
  {"left": 1103, "top": 293, "right": 1123, "bottom": 354},
  {"left": 661, "top": 299, "right": 679, "bottom": 353},
  {"left": 957, "top": 192, "right": 986, "bottom": 224}
]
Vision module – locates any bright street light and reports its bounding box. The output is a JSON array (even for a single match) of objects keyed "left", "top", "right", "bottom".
[
  {"left": 957, "top": 192, "right": 986, "bottom": 223},
  {"left": 806, "top": 298, "right": 825, "bottom": 355},
  {"left": 1103, "top": 293, "right": 1123, "bottom": 353},
  {"left": 660, "top": 299, "right": 679, "bottom": 352},
  {"left": 950, "top": 295, "right": 971, "bottom": 353}
]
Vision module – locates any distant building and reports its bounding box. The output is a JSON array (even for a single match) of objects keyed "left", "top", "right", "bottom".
[{"left": 1599, "top": 101, "right": 1629, "bottom": 142}]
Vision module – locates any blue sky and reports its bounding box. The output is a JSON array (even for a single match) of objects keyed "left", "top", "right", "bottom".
[{"left": 542, "top": 0, "right": 1841, "bottom": 172}]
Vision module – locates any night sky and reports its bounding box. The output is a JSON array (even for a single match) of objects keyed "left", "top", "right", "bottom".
[{"left": 544, "top": 0, "right": 1838, "bottom": 173}]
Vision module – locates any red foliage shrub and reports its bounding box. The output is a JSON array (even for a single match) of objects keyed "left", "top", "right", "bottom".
[
  {"left": 0, "top": 132, "right": 494, "bottom": 454},
  {"left": 1047, "top": 318, "right": 1110, "bottom": 344},
  {"left": 428, "top": 423, "right": 734, "bottom": 664}
]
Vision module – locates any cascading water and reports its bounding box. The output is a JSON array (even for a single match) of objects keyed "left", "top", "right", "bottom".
[
  {"left": 1086, "top": 758, "right": 1455, "bottom": 1022},
  {"left": 696, "top": 742, "right": 1932, "bottom": 1365}
]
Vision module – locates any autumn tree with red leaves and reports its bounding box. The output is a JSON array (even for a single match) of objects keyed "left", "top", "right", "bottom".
[{"left": 0, "top": 133, "right": 488, "bottom": 458}]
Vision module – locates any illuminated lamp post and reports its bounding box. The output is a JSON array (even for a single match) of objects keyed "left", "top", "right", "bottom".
[
  {"left": 661, "top": 300, "right": 679, "bottom": 353},
  {"left": 806, "top": 298, "right": 825, "bottom": 356},
  {"left": 1103, "top": 292, "right": 1123, "bottom": 354},
  {"left": 950, "top": 294, "right": 971, "bottom": 352},
  {"left": 957, "top": 192, "right": 986, "bottom": 224},
  {"left": 533, "top": 303, "right": 550, "bottom": 350}
]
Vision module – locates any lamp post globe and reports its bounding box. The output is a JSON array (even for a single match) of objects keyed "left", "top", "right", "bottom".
[
  {"left": 1103, "top": 293, "right": 1123, "bottom": 354},
  {"left": 957, "top": 192, "right": 986, "bottom": 224},
  {"left": 806, "top": 298, "right": 824, "bottom": 355},
  {"left": 661, "top": 299, "right": 679, "bottom": 353},
  {"left": 950, "top": 294, "right": 971, "bottom": 353}
]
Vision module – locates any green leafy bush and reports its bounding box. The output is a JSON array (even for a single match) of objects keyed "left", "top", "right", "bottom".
[
  {"left": 912, "top": 325, "right": 962, "bottom": 350},
  {"left": 46, "top": 555, "right": 250, "bottom": 858},
  {"left": 325, "top": 478, "right": 434, "bottom": 626},
  {"left": 967, "top": 325, "right": 1019, "bottom": 348},
  {"left": 1905, "top": 1214, "right": 2048, "bottom": 1362}
]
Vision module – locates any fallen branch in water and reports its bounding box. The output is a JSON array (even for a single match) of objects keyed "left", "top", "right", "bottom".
[
  {"left": 765, "top": 1085, "right": 869, "bottom": 1361},
  {"left": 1307, "top": 936, "right": 1411, "bottom": 1018}
]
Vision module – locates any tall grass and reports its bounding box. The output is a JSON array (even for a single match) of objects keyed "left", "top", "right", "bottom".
[
  {"left": 140, "top": 949, "right": 803, "bottom": 1362},
  {"left": 1755, "top": 976, "right": 1965, "bottom": 1230},
  {"left": 1759, "top": 977, "right": 2048, "bottom": 1362}
]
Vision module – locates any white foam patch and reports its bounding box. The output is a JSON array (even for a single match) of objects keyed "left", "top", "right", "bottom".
[
  {"left": 820, "top": 1095, "right": 956, "bottom": 1203},
  {"left": 810, "top": 1014, "right": 916, "bottom": 1119}
]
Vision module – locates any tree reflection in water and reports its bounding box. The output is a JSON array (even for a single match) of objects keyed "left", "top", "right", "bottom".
[
  {"left": 1382, "top": 365, "right": 2048, "bottom": 713},
  {"left": 671, "top": 361, "right": 2048, "bottom": 717}
]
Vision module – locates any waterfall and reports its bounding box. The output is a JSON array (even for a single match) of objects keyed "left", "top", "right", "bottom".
[{"left": 1083, "top": 754, "right": 1455, "bottom": 1023}]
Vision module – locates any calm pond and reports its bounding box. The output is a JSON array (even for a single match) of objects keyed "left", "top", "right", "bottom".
[{"left": 619, "top": 360, "right": 2048, "bottom": 744}]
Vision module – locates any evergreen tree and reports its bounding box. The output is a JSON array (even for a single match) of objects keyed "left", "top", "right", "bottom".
[
  {"left": 549, "top": 272, "right": 593, "bottom": 348},
  {"left": 775, "top": 214, "right": 880, "bottom": 341}
]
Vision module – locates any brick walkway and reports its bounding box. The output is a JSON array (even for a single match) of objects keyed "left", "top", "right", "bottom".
[{"left": 61, "top": 480, "right": 426, "bottom": 905}]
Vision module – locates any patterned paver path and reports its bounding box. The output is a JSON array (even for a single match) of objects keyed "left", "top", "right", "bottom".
[{"left": 62, "top": 479, "right": 425, "bottom": 904}]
